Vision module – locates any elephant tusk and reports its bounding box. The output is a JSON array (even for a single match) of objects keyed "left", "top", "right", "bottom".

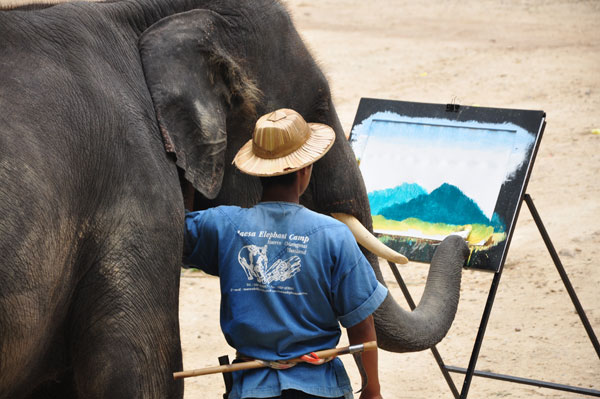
[{"left": 331, "top": 213, "right": 409, "bottom": 264}]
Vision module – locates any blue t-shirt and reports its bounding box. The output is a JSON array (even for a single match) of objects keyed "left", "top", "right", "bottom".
[{"left": 183, "top": 202, "right": 387, "bottom": 399}]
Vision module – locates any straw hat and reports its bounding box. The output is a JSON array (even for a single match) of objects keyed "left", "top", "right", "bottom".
[{"left": 233, "top": 108, "right": 336, "bottom": 176}]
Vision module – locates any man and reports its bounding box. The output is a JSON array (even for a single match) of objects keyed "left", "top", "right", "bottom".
[{"left": 184, "top": 108, "right": 386, "bottom": 399}]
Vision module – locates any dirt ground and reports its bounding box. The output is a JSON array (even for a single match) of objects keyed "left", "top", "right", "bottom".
[{"left": 179, "top": 1, "right": 600, "bottom": 397}]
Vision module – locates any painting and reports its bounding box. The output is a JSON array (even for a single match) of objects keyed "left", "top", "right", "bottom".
[{"left": 350, "top": 98, "right": 546, "bottom": 272}]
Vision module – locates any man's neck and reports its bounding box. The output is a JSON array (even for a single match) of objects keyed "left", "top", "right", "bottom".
[
  {"left": 260, "top": 166, "right": 311, "bottom": 204},
  {"left": 260, "top": 186, "right": 300, "bottom": 203}
]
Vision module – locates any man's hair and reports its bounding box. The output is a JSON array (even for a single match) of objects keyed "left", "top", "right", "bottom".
[{"left": 260, "top": 171, "right": 298, "bottom": 188}]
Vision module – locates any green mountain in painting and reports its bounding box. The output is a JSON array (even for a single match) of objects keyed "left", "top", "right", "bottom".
[
  {"left": 368, "top": 183, "right": 428, "bottom": 215},
  {"left": 379, "top": 183, "right": 490, "bottom": 225}
]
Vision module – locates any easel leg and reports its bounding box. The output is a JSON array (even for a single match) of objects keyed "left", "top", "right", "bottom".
[
  {"left": 387, "top": 261, "right": 460, "bottom": 399},
  {"left": 459, "top": 269, "right": 503, "bottom": 398},
  {"left": 458, "top": 194, "right": 600, "bottom": 398},
  {"left": 524, "top": 194, "right": 600, "bottom": 359}
]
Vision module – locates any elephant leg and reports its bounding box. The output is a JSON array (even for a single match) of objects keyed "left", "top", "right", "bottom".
[
  {"left": 67, "top": 225, "right": 183, "bottom": 399},
  {"left": 0, "top": 242, "right": 73, "bottom": 398}
]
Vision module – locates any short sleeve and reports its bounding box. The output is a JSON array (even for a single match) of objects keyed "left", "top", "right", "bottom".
[
  {"left": 182, "top": 210, "right": 219, "bottom": 275},
  {"left": 330, "top": 228, "right": 388, "bottom": 328}
]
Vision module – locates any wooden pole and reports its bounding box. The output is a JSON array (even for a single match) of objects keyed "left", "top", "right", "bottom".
[{"left": 173, "top": 341, "right": 377, "bottom": 380}]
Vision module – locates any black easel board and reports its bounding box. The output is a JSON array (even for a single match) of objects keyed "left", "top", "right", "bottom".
[{"left": 349, "top": 98, "right": 546, "bottom": 272}]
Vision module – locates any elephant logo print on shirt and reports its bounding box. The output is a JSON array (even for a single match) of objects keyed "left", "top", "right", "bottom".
[{"left": 237, "top": 244, "right": 301, "bottom": 284}]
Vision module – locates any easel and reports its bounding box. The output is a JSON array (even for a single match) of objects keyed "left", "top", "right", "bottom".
[
  {"left": 349, "top": 98, "right": 598, "bottom": 396},
  {"left": 388, "top": 193, "right": 600, "bottom": 397}
]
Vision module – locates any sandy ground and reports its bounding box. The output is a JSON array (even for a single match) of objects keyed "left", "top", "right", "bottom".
[{"left": 179, "top": 1, "right": 600, "bottom": 397}]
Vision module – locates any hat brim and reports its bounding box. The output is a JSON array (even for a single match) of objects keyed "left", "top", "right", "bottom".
[{"left": 233, "top": 123, "right": 336, "bottom": 177}]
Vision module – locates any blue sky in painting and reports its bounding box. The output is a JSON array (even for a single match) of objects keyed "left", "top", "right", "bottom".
[{"left": 351, "top": 111, "right": 535, "bottom": 219}]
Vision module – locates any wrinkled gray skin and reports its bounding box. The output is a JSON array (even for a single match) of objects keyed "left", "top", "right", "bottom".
[{"left": 0, "top": 0, "right": 469, "bottom": 397}]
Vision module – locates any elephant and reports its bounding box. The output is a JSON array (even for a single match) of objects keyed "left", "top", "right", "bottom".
[{"left": 0, "top": 0, "right": 469, "bottom": 397}]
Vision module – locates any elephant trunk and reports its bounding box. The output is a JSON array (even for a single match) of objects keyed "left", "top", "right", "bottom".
[{"left": 373, "top": 235, "right": 469, "bottom": 352}]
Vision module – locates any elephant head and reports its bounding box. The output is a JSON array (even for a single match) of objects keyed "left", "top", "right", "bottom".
[{"left": 138, "top": 2, "right": 468, "bottom": 352}]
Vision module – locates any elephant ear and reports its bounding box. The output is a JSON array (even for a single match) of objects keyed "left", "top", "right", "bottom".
[{"left": 139, "top": 10, "right": 259, "bottom": 199}]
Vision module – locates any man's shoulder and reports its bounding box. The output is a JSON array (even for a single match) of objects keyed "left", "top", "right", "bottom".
[
  {"left": 298, "top": 208, "right": 353, "bottom": 240},
  {"left": 299, "top": 207, "right": 343, "bottom": 226},
  {"left": 186, "top": 205, "right": 246, "bottom": 228},
  {"left": 188, "top": 205, "right": 245, "bottom": 216},
  {"left": 212, "top": 204, "right": 245, "bottom": 215}
]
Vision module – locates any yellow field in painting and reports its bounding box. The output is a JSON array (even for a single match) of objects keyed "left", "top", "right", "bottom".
[{"left": 372, "top": 215, "right": 506, "bottom": 246}]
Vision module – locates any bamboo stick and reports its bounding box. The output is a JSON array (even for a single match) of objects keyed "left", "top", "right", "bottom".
[{"left": 173, "top": 341, "right": 377, "bottom": 380}]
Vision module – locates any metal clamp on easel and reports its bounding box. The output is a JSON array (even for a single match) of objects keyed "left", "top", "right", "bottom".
[{"left": 446, "top": 97, "right": 460, "bottom": 112}]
